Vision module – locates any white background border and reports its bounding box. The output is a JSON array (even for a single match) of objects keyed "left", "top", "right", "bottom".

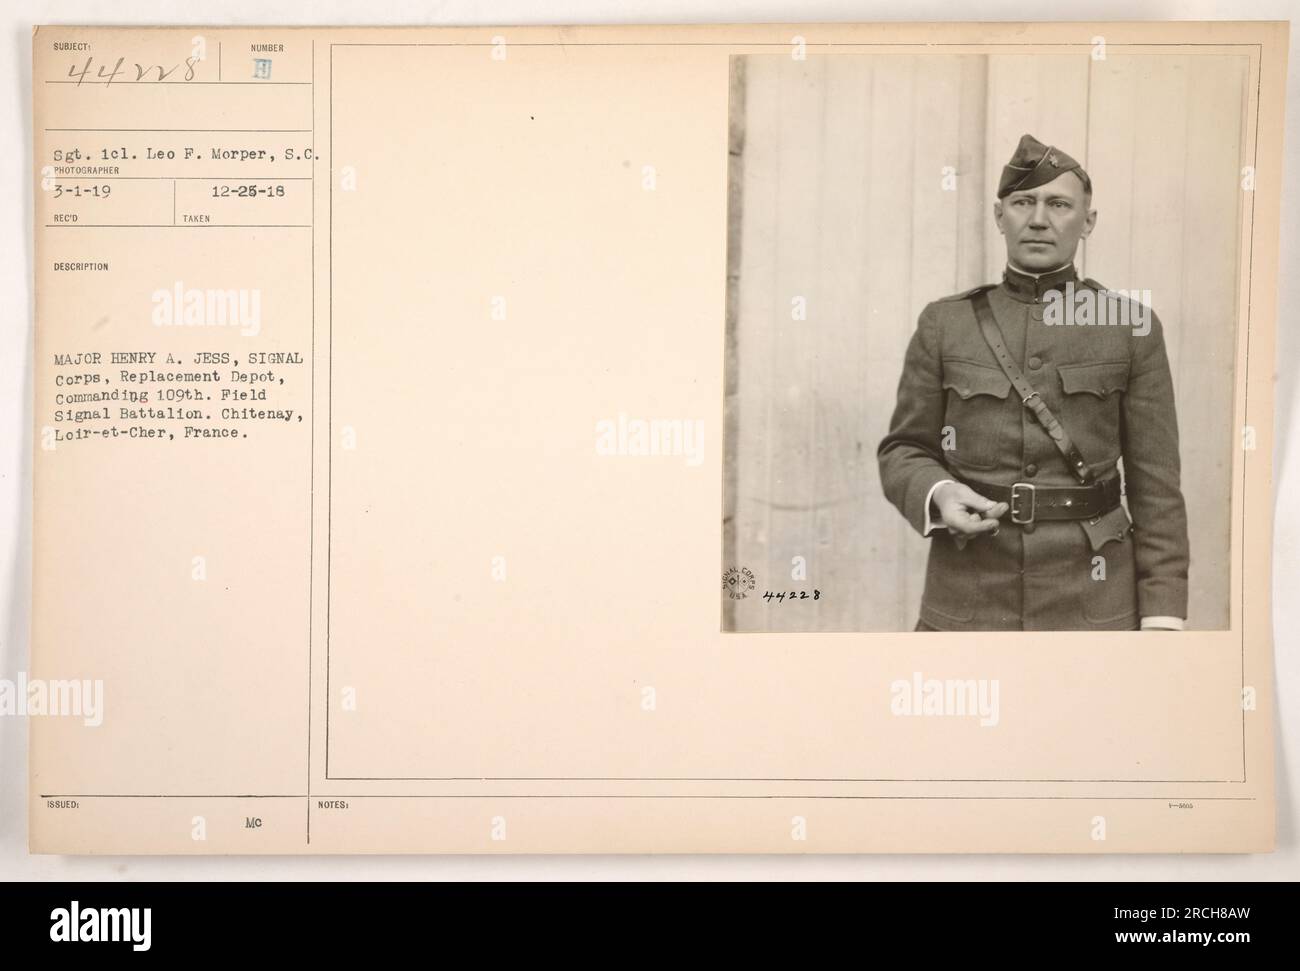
[{"left": 2, "top": 0, "right": 1296, "bottom": 880}]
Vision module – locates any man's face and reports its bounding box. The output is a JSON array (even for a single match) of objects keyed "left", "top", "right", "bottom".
[{"left": 994, "top": 171, "right": 1096, "bottom": 271}]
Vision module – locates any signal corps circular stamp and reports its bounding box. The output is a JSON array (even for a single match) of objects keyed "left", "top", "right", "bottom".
[{"left": 723, "top": 566, "right": 756, "bottom": 600}]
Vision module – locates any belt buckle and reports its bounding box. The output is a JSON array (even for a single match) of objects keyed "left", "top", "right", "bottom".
[{"left": 1009, "top": 482, "right": 1036, "bottom": 525}]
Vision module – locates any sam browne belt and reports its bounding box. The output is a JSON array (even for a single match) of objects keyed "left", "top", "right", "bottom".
[
  {"left": 957, "top": 474, "right": 1122, "bottom": 525},
  {"left": 960, "top": 288, "right": 1127, "bottom": 528},
  {"left": 970, "top": 287, "right": 1095, "bottom": 486}
]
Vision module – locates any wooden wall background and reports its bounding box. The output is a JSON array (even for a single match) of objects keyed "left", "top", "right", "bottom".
[{"left": 723, "top": 53, "right": 1247, "bottom": 632}]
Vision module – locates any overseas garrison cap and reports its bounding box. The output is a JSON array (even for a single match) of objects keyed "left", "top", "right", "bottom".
[{"left": 997, "top": 134, "right": 1091, "bottom": 199}]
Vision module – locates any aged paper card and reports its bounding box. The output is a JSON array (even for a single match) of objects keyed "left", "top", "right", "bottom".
[{"left": 30, "top": 21, "right": 1285, "bottom": 853}]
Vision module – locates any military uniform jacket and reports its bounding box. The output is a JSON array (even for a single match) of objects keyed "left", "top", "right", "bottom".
[{"left": 877, "top": 263, "right": 1190, "bottom": 630}]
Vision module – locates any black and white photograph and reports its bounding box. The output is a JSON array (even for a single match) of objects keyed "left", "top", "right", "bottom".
[{"left": 723, "top": 50, "right": 1247, "bottom": 632}]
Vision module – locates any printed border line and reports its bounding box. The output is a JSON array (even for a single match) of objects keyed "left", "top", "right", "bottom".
[
  {"left": 321, "top": 40, "right": 1262, "bottom": 789},
  {"left": 38, "top": 794, "right": 1258, "bottom": 801},
  {"left": 328, "top": 42, "right": 1262, "bottom": 48},
  {"left": 1240, "top": 37, "right": 1262, "bottom": 787},
  {"left": 314, "top": 779, "right": 1248, "bottom": 785},
  {"left": 307, "top": 37, "right": 316, "bottom": 845}
]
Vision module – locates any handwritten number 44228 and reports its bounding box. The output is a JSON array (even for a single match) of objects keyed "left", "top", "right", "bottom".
[{"left": 762, "top": 590, "right": 822, "bottom": 603}]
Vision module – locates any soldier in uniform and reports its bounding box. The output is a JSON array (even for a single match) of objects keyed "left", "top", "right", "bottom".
[{"left": 878, "top": 134, "right": 1189, "bottom": 631}]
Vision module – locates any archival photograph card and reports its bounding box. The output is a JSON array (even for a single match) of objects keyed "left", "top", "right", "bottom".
[{"left": 29, "top": 20, "right": 1285, "bottom": 853}]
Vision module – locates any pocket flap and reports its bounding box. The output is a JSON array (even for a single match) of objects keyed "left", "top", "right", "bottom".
[
  {"left": 1080, "top": 502, "right": 1132, "bottom": 552},
  {"left": 942, "top": 360, "right": 1012, "bottom": 400},
  {"left": 1059, "top": 360, "right": 1130, "bottom": 398}
]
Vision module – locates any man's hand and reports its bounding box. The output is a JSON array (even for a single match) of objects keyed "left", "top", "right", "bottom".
[{"left": 932, "top": 482, "right": 1009, "bottom": 550}]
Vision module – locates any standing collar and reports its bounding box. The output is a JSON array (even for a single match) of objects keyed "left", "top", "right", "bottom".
[{"left": 1002, "top": 261, "right": 1079, "bottom": 303}]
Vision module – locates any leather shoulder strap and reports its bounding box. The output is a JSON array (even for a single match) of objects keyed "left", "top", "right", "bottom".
[{"left": 970, "top": 290, "right": 1094, "bottom": 485}]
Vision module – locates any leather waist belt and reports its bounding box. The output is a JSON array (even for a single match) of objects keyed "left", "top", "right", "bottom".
[{"left": 958, "top": 475, "right": 1122, "bottom": 525}]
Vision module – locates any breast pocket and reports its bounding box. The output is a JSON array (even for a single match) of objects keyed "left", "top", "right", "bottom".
[
  {"left": 1057, "top": 360, "right": 1129, "bottom": 465},
  {"left": 941, "top": 359, "right": 1013, "bottom": 471}
]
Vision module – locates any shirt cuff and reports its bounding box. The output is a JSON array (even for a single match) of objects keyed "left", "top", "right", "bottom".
[
  {"left": 923, "top": 479, "right": 955, "bottom": 535},
  {"left": 1140, "top": 616, "right": 1185, "bottom": 631}
]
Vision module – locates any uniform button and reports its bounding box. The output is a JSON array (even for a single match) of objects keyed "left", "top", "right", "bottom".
[
  {"left": 1022, "top": 522, "right": 1036, "bottom": 534},
  {"left": 1028, "top": 356, "right": 1042, "bottom": 370},
  {"left": 1031, "top": 308, "right": 1044, "bottom": 322},
  {"left": 1024, "top": 464, "right": 1038, "bottom": 477}
]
